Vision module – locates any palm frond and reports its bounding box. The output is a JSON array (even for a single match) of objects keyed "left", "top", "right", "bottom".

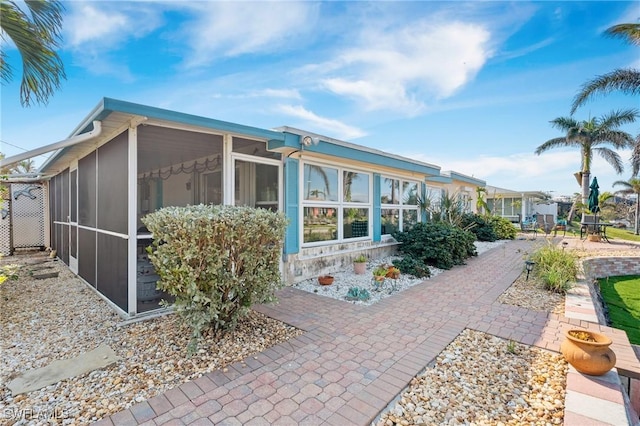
[
  {"left": 0, "top": 0, "right": 66, "bottom": 106},
  {"left": 535, "top": 137, "right": 580, "bottom": 155},
  {"left": 604, "top": 23, "right": 640, "bottom": 46},
  {"left": 593, "top": 147, "right": 625, "bottom": 174},
  {"left": 570, "top": 69, "right": 640, "bottom": 114}
]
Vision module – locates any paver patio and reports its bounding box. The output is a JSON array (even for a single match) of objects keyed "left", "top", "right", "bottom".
[{"left": 95, "top": 238, "right": 639, "bottom": 425}]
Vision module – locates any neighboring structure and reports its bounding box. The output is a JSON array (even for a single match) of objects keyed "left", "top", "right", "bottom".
[
  {"left": 0, "top": 182, "right": 47, "bottom": 256},
  {"left": 1, "top": 98, "right": 486, "bottom": 319},
  {"left": 485, "top": 185, "right": 557, "bottom": 223}
]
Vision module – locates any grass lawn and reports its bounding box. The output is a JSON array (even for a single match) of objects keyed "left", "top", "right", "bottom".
[
  {"left": 567, "top": 221, "right": 640, "bottom": 243},
  {"left": 605, "top": 227, "right": 640, "bottom": 243},
  {"left": 598, "top": 275, "right": 640, "bottom": 345}
]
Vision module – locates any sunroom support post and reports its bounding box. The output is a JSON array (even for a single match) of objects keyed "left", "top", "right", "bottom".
[{"left": 127, "top": 126, "right": 138, "bottom": 317}]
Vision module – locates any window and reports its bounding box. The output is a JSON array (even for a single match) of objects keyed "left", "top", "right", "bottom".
[
  {"left": 381, "top": 177, "right": 420, "bottom": 235},
  {"left": 302, "top": 163, "right": 370, "bottom": 244}
]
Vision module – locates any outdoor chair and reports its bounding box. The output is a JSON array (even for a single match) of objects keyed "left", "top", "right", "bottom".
[
  {"left": 520, "top": 218, "right": 537, "bottom": 238},
  {"left": 536, "top": 214, "right": 552, "bottom": 236}
]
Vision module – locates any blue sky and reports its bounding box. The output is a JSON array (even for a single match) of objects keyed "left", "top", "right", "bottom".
[{"left": 1, "top": 0, "right": 639, "bottom": 197}]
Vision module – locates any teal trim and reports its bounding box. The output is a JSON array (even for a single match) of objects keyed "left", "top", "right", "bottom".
[
  {"left": 155, "top": 179, "right": 163, "bottom": 209},
  {"left": 425, "top": 176, "right": 451, "bottom": 184},
  {"left": 101, "top": 98, "right": 284, "bottom": 140},
  {"left": 278, "top": 132, "right": 440, "bottom": 176},
  {"left": 267, "top": 133, "right": 300, "bottom": 151},
  {"left": 373, "top": 173, "right": 381, "bottom": 242},
  {"left": 441, "top": 171, "right": 486, "bottom": 186},
  {"left": 284, "top": 158, "right": 300, "bottom": 254}
]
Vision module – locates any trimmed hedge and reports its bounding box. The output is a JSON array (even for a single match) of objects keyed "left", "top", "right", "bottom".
[{"left": 143, "top": 205, "right": 288, "bottom": 352}]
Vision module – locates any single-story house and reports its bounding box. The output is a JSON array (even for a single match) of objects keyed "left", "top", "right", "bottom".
[
  {"left": 485, "top": 185, "right": 557, "bottom": 224},
  {"left": 1, "top": 98, "right": 486, "bottom": 319}
]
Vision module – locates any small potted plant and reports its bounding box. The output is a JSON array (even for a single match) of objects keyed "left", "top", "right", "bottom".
[
  {"left": 372, "top": 266, "right": 387, "bottom": 282},
  {"left": 385, "top": 266, "right": 400, "bottom": 279},
  {"left": 353, "top": 254, "right": 367, "bottom": 275}
]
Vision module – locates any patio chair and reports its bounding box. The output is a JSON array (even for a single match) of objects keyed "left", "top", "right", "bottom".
[
  {"left": 520, "top": 218, "right": 537, "bottom": 238},
  {"left": 536, "top": 214, "right": 553, "bottom": 236}
]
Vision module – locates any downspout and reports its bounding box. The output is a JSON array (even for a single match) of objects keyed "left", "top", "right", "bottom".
[{"left": 0, "top": 121, "right": 103, "bottom": 168}]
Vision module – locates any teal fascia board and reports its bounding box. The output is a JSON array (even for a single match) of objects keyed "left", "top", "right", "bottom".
[
  {"left": 267, "top": 132, "right": 300, "bottom": 151},
  {"left": 284, "top": 158, "right": 300, "bottom": 254},
  {"left": 100, "top": 98, "right": 284, "bottom": 141},
  {"left": 443, "top": 172, "right": 486, "bottom": 186},
  {"left": 425, "top": 176, "right": 451, "bottom": 184},
  {"left": 278, "top": 133, "right": 440, "bottom": 176},
  {"left": 373, "top": 173, "right": 381, "bottom": 242}
]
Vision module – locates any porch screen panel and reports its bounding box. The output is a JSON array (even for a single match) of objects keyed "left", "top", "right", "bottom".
[
  {"left": 54, "top": 172, "right": 62, "bottom": 223},
  {"left": 61, "top": 168, "right": 69, "bottom": 224},
  {"left": 97, "top": 233, "right": 128, "bottom": 311},
  {"left": 61, "top": 224, "right": 69, "bottom": 264},
  {"left": 49, "top": 175, "right": 57, "bottom": 249},
  {"left": 78, "top": 228, "right": 96, "bottom": 287},
  {"left": 70, "top": 225, "right": 77, "bottom": 259},
  {"left": 97, "top": 132, "right": 128, "bottom": 234},
  {"left": 79, "top": 152, "right": 97, "bottom": 227}
]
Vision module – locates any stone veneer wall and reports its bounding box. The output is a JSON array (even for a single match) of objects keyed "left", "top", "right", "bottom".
[
  {"left": 582, "top": 256, "right": 640, "bottom": 326},
  {"left": 283, "top": 239, "right": 400, "bottom": 284}
]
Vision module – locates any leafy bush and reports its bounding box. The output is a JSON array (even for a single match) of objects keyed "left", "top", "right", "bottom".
[
  {"left": 460, "top": 213, "right": 497, "bottom": 242},
  {"left": 392, "top": 256, "right": 431, "bottom": 278},
  {"left": 393, "top": 222, "right": 477, "bottom": 270},
  {"left": 530, "top": 243, "right": 578, "bottom": 293},
  {"left": 487, "top": 216, "right": 517, "bottom": 240},
  {"left": 143, "top": 205, "right": 288, "bottom": 353}
]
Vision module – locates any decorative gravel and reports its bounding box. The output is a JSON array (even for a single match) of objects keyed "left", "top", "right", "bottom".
[
  {"left": 293, "top": 241, "right": 507, "bottom": 305},
  {"left": 0, "top": 256, "right": 302, "bottom": 425},
  {"left": 375, "top": 329, "right": 567, "bottom": 426},
  {"left": 0, "top": 238, "right": 577, "bottom": 426}
]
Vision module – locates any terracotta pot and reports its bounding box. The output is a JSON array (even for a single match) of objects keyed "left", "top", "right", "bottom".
[
  {"left": 587, "top": 234, "right": 601, "bottom": 242},
  {"left": 353, "top": 262, "right": 366, "bottom": 275},
  {"left": 560, "top": 329, "right": 616, "bottom": 376},
  {"left": 318, "top": 275, "right": 334, "bottom": 286}
]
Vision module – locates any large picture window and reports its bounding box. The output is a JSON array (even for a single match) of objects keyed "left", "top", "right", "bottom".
[
  {"left": 302, "top": 163, "right": 370, "bottom": 244},
  {"left": 381, "top": 177, "right": 420, "bottom": 235}
]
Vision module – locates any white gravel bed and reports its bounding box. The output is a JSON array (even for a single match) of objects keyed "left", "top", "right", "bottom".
[
  {"left": 293, "top": 240, "right": 507, "bottom": 305},
  {"left": 375, "top": 329, "right": 568, "bottom": 426}
]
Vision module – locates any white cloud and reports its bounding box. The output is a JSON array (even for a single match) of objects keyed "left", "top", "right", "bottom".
[
  {"left": 182, "top": 2, "right": 319, "bottom": 67},
  {"left": 318, "top": 20, "right": 493, "bottom": 114},
  {"left": 276, "top": 104, "right": 367, "bottom": 140},
  {"left": 64, "top": 2, "right": 162, "bottom": 48}
]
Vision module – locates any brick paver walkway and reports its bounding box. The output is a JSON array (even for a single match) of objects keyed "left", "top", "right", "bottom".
[{"left": 95, "top": 239, "right": 636, "bottom": 425}]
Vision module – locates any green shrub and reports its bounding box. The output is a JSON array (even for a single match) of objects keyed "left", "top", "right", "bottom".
[
  {"left": 143, "top": 205, "right": 288, "bottom": 353},
  {"left": 345, "top": 287, "right": 371, "bottom": 301},
  {"left": 392, "top": 256, "right": 431, "bottom": 278},
  {"left": 488, "top": 216, "right": 517, "bottom": 240},
  {"left": 530, "top": 243, "right": 578, "bottom": 293},
  {"left": 393, "top": 222, "right": 476, "bottom": 270},
  {"left": 460, "top": 213, "right": 497, "bottom": 242}
]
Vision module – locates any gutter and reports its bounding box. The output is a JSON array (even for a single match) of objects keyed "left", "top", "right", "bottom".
[{"left": 0, "top": 120, "right": 103, "bottom": 169}]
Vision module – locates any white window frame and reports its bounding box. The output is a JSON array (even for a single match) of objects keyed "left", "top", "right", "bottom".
[
  {"left": 301, "top": 160, "right": 372, "bottom": 247},
  {"left": 380, "top": 176, "right": 421, "bottom": 235}
]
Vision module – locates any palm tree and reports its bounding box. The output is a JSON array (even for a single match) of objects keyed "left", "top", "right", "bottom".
[
  {"left": 0, "top": 0, "right": 66, "bottom": 106},
  {"left": 613, "top": 177, "right": 640, "bottom": 235},
  {"left": 632, "top": 133, "right": 640, "bottom": 177},
  {"left": 535, "top": 109, "right": 637, "bottom": 208},
  {"left": 570, "top": 23, "right": 640, "bottom": 114},
  {"left": 12, "top": 159, "right": 36, "bottom": 174}
]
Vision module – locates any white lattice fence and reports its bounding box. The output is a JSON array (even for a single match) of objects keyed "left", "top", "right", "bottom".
[
  {"left": 1, "top": 183, "right": 47, "bottom": 253},
  {"left": 0, "top": 183, "right": 10, "bottom": 256}
]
